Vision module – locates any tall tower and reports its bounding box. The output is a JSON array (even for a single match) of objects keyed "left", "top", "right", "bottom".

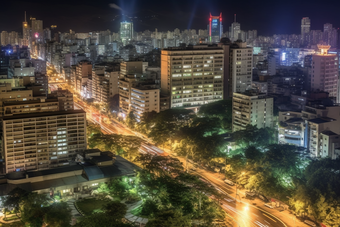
[
  {"left": 301, "top": 17, "right": 311, "bottom": 45},
  {"left": 208, "top": 13, "right": 223, "bottom": 43},
  {"left": 230, "top": 14, "right": 241, "bottom": 42},
  {"left": 120, "top": 21, "right": 133, "bottom": 46},
  {"left": 22, "top": 11, "right": 30, "bottom": 46}
]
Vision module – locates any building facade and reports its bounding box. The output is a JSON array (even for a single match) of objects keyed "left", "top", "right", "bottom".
[
  {"left": 161, "top": 45, "right": 224, "bottom": 108},
  {"left": 232, "top": 92, "right": 274, "bottom": 132},
  {"left": 2, "top": 110, "right": 87, "bottom": 173}
]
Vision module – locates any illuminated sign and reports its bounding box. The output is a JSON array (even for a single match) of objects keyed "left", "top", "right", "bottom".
[{"left": 212, "top": 19, "right": 218, "bottom": 24}]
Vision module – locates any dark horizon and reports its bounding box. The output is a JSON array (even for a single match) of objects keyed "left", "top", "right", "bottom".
[{"left": 1, "top": 0, "right": 340, "bottom": 36}]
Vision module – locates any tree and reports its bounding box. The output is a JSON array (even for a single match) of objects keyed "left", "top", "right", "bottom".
[
  {"left": 102, "top": 201, "right": 128, "bottom": 221},
  {"left": 75, "top": 213, "right": 134, "bottom": 227},
  {"left": 44, "top": 202, "right": 72, "bottom": 227},
  {"left": 146, "top": 210, "right": 192, "bottom": 227},
  {"left": 126, "top": 111, "right": 137, "bottom": 129}
]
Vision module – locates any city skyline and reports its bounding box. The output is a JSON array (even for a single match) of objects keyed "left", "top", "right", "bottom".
[{"left": 1, "top": 0, "right": 340, "bottom": 35}]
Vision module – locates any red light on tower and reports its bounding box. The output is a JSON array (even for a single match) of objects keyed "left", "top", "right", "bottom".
[
  {"left": 209, "top": 17, "right": 212, "bottom": 21},
  {"left": 35, "top": 33, "right": 39, "bottom": 38}
]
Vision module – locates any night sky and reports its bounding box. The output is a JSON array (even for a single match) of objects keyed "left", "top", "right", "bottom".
[{"left": 0, "top": 0, "right": 339, "bottom": 36}]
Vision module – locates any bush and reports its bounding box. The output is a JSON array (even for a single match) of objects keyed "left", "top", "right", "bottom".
[{"left": 140, "top": 199, "right": 159, "bottom": 217}]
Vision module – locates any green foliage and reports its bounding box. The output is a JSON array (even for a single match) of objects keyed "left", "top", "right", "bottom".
[
  {"left": 198, "top": 99, "right": 233, "bottom": 131},
  {"left": 75, "top": 212, "right": 134, "bottom": 227},
  {"left": 2, "top": 188, "right": 71, "bottom": 227},
  {"left": 43, "top": 202, "right": 72, "bottom": 227},
  {"left": 102, "top": 201, "right": 128, "bottom": 221},
  {"left": 126, "top": 111, "right": 137, "bottom": 129},
  {"left": 108, "top": 178, "right": 131, "bottom": 199},
  {"left": 145, "top": 210, "right": 192, "bottom": 227}
]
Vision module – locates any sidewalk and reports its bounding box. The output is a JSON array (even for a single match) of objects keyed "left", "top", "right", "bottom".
[{"left": 124, "top": 200, "right": 148, "bottom": 225}]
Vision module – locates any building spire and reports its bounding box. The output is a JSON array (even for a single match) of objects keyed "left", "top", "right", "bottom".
[
  {"left": 24, "top": 11, "right": 26, "bottom": 22},
  {"left": 234, "top": 14, "right": 236, "bottom": 23}
]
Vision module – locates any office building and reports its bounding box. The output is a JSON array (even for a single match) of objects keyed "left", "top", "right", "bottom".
[
  {"left": 120, "top": 21, "right": 133, "bottom": 46},
  {"left": 310, "top": 45, "right": 338, "bottom": 99},
  {"left": 301, "top": 17, "right": 311, "bottom": 45},
  {"left": 232, "top": 92, "right": 273, "bottom": 132},
  {"left": 161, "top": 45, "right": 224, "bottom": 108},
  {"left": 2, "top": 110, "right": 87, "bottom": 173},
  {"left": 208, "top": 13, "right": 223, "bottom": 43}
]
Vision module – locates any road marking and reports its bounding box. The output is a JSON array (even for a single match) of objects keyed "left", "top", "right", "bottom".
[{"left": 262, "top": 213, "right": 276, "bottom": 222}]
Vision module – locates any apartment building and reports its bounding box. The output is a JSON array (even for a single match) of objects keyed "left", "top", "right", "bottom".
[
  {"left": 279, "top": 105, "right": 340, "bottom": 158},
  {"left": 161, "top": 45, "right": 224, "bottom": 108},
  {"left": 2, "top": 110, "right": 87, "bottom": 173},
  {"left": 75, "top": 60, "right": 92, "bottom": 97},
  {"left": 232, "top": 92, "right": 273, "bottom": 132},
  {"left": 92, "top": 67, "right": 120, "bottom": 103},
  {"left": 49, "top": 89, "right": 74, "bottom": 111},
  {"left": 120, "top": 61, "right": 144, "bottom": 78},
  {"left": 310, "top": 45, "right": 338, "bottom": 99},
  {"left": 119, "top": 75, "right": 160, "bottom": 119},
  {"left": 219, "top": 40, "right": 253, "bottom": 99}
]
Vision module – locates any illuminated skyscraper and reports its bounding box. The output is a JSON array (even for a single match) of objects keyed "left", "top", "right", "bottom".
[
  {"left": 22, "top": 11, "right": 30, "bottom": 46},
  {"left": 301, "top": 17, "right": 311, "bottom": 45},
  {"left": 208, "top": 13, "right": 223, "bottom": 43},
  {"left": 120, "top": 21, "right": 133, "bottom": 46}
]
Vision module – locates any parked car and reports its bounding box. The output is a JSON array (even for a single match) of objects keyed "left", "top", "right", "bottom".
[{"left": 224, "top": 179, "right": 235, "bottom": 186}]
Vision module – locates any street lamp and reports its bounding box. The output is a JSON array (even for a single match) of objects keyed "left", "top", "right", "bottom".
[{"left": 235, "top": 172, "right": 245, "bottom": 202}]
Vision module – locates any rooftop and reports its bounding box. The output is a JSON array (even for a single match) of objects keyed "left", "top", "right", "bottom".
[
  {"left": 321, "top": 130, "right": 338, "bottom": 136},
  {"left": 308, "top": 117, "right": 334, "bottom": 124},
  {"left": 3, "top": 109, "right": 85, "bottom": 120}
]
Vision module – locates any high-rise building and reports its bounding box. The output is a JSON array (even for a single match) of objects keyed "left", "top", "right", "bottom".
[
  {"left": 221, "top": 41, "right": 253, "bottom": 98},
  {"left": 323, "top": 23, "right": 338, "bottom": 48},
  {"left": 92, "top": 65, "right": 120, "bottom": 103},
  {"left": 75, "top": 60, "right": 92, "bottom": 97},
  {"left": 161, "top": 45, "right": 224, "bottom": 109},
  {"left": 230, "top": 14, "right": 241, "bottom": 42},
  {"left": 120, "top": 21, "right": 133, "bottom": 46},
  {"left": 0, "top": 31, "right": 9, "bottom": 46},
  {"left": 208, "top": 13, "right": 223, "bottom": 43},
  {"left": 310, "top": 45, "right": 338, "bottom": 99},
  {"left": 31, "top": 17, "right": 43, "bottom": 43},
  {"left": 301, "top": 17, "right": 311, "bottom": 45},
  {"left": 119, "top": 75, "right": 160, "bottom": 119},
  {"left": 22, "top": 12, "right": 30, "bottom": 47},
  {"left": 232, "top": 92, "right": 273, "bottom": 132},
  {"left": 2, "top": 110, "right": 86, "bottom": 173}
]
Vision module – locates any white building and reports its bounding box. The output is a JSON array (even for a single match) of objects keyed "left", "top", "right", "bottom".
[
  {"left": 232, "top": 92, "right": 273, "bottom": 132},
  {"left": 311, "top": 45, "right": 338, "bottom": 99},
  {"left": 119, "top": 75, "right": 160, "bottom": 120}
]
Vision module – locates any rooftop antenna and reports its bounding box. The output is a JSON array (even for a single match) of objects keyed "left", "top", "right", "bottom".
[
  {"left": 234, "top": 14, "right": 236, "bottom": 23},
  {"left": 24, "top": 11, "right": 26, "bottom": 22}
]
